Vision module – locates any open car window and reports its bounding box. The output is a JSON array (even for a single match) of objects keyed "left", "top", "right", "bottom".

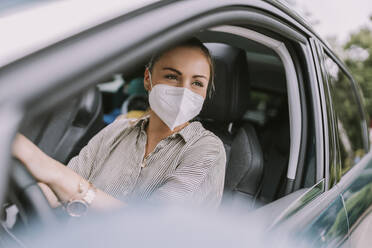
[{"left": 15, "top": 26, "right": 309, "bottom": 213}]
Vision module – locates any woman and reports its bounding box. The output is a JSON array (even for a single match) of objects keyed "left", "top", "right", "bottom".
[{"left": 12, "top": 38, "right": 226, "bottom": 216}]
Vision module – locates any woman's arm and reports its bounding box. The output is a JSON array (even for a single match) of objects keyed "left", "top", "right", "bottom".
[
  {"left": 37, "top": 182, "right": 61, "bottom": 208},
  {"left": 12, "top": 134, "right": 124, "bottom": 210}
]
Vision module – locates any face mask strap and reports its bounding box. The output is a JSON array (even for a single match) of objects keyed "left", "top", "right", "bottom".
[{"left": 148, "top": 70, "right": 153, "bottom": 90}]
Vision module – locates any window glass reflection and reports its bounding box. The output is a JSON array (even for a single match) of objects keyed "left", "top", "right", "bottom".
[{"left": 324, "top": 54, "right": 365, "bottom": 175}]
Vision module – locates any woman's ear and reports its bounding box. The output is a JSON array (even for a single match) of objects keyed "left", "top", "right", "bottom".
[{"left": 144, "top": 68, "right": 151, "bottom": 91}]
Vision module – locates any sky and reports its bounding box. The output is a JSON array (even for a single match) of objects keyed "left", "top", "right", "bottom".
[{"left": 288, "top": 0, "right": 372, "bottom": 44}]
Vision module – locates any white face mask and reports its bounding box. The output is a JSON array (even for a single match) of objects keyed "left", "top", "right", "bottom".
[{"left": 148, "top": 72, "right": 205, "bottom": 131}]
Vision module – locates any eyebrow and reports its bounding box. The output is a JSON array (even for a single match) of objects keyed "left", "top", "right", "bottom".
[
  {"left": 193, "top": 75, "right": 208, "bottom": 80},
  {"left": 163, "top": 67, "right": 208, "bottom": 80},
  {"left": 163, "top": 67, "right": 182, "bottom": 75}
]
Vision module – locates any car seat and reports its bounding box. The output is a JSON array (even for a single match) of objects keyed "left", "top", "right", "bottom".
[
  {"left": 20, "top": 87, "right": 104, "bottom": 164},
  {"left": 257, "top": 101, "right": 290, "bottom": 203},
  {"left": 199, "top": 43, "right": 264, "bottom": 210}
]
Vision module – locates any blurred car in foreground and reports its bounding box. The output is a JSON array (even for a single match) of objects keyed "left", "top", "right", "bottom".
[{"left": 0, "top": 0, "right": 371, "bottom": 247}]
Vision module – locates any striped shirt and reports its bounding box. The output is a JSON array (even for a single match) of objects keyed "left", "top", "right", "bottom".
[{"left": 67, "top": 115, "right": 226, "bottom": 208}]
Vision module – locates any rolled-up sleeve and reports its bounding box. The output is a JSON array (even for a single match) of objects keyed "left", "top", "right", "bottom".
[
  {"left": 66, "top": 127, "right": 106, "bottom": 180},
  {"left": 149, "top": 135, "right": 226, "bottom": 209}
]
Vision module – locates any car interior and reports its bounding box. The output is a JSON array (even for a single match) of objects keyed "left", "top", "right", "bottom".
[
  {"left": 97, "top": 40, "right": 291, "bottom": 209},
  {"left": 3, "top": 30, "right": 302, "bottom": 238}
]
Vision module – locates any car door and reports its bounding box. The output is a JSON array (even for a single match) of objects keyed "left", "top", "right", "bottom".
[
  {"left": 341, "top": 159, "right": 372, "bottom": 248},
  {"left": 273, "top": 33, "right": 372, "bottom": 247}
]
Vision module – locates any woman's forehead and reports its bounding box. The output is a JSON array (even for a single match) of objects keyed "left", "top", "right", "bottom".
[{"left": 154, "top": 46, "right": 210, "bottom": 76}]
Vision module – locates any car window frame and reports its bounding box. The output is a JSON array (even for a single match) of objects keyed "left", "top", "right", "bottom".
[
  {"left": 320, "top": 44, "right": 369, "bottom": 181},
  {"left": 203, "top": 25, "right": 302, "bottom": 188},
  {"left": 199, "top": 23, "right": 324, "bottom": 199},
  {"left": 312, "top": 40, "right": 340, "bottom": 189}
]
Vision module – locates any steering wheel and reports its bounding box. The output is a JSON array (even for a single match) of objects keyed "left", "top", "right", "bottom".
[{"left": 8, "top": 158, "right": 59, "bottom": 229}]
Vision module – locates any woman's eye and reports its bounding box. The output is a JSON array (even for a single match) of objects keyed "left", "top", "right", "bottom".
[
  {"left": 192, "top": 81, "right": 204, "bottom": 87},
  {"left": 165, "top": 74, "right": 177, "bottom": 80}
]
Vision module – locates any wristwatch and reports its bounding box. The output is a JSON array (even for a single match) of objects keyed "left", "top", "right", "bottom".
[{"left": 65, "top": 181, "right": 97, "bottom": 217}]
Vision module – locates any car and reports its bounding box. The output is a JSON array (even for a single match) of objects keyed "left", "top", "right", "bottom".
[{"left": 0, "top": 0, "right": 371, "bottom": 247}]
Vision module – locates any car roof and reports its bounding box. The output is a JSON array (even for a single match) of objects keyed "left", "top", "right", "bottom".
[
  {"left": 267, "top": 0, "right": 309, "bottom": 24},
  {"left": 272, "top": 1, "right": 337, "bottom": 45},
  {"left": 0, "top": 0, "right": 158, "bottom": 67}
]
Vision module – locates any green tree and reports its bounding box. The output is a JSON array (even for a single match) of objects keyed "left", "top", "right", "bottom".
[
  {"left": 343, "top": 16, "right": 372, "bottom": 119},
  {"left": 323, "top": 18, "right": 372, "bottom": 174}
]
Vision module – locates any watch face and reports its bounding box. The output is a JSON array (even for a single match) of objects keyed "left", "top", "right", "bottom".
[{"left": 66, "top": 200, "right": 88, "bottom": 217}]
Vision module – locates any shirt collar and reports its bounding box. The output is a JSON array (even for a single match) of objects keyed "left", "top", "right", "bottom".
[
  {"left": 132, "top": 115, "right": 201, "bottom": 143},
  {"left": 132, "top": 114, "right": 150, "bottom": 131}
]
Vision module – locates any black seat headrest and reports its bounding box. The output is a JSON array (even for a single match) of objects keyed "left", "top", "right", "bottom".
[{"left": 199, "top": 44, "right": 250, "bottom": 122}]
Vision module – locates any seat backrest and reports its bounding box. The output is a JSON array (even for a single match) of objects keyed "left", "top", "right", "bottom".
[
  {"left": 199, "top": 43, "right": 264, "bottom": 208},
  {"left": 20, "top": 87, "right": 104, "bottom": 164},
  {"left": 199, "top": 43, "right": 250, "bottom": 123},
  {"left": 257, "top": 103, "right": 290, "bottom": 203},
  {"left": 224, "top": 124, "right": 263, "bottom": 200}
]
